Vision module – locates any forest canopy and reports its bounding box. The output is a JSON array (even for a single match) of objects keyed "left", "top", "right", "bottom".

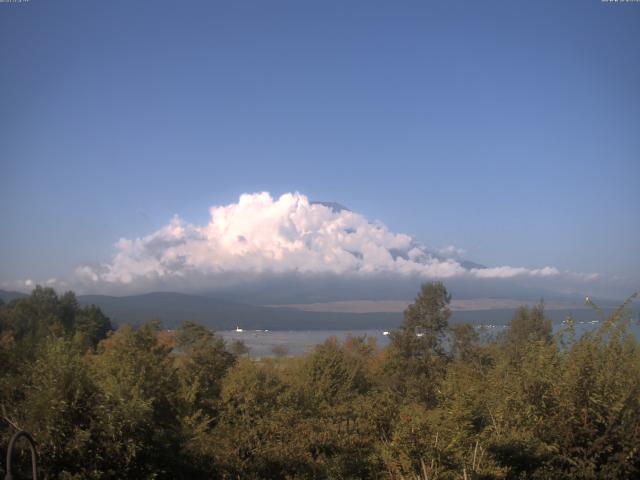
[{"left": 1, "top": 284, "right": 638, "bottom": 479}]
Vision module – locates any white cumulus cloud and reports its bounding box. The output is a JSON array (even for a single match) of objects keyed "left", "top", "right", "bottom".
[
  {"left": 72, "top": 192, "right": 584, "bottom": 291},
  {"left": 469, "top": 266, "right": 560, "bottom": 279}
]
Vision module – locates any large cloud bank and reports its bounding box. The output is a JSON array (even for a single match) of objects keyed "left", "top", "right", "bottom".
[{"left": 73, "top": 192, "right": 572, "bottom": 290}]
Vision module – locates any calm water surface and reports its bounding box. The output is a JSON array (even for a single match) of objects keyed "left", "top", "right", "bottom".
[{"left": 219, "top": 319, "right": 640, "bottom": 358}]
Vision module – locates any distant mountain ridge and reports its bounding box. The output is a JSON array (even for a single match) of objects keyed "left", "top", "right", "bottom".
[
  {"left": 2, "top": 288, "right": 401, "bottom": 330},
  {"left": 1, "top": 288, "right": 625, "bottom": 330},
  {"left": 79, "top": 292, "right": 406, "bottom": 330},
  {"left": 312, "top": 200, "right": 487, "bottom": 270},
  {"left": 310, "top": 201, "right": 350, "bottom": 213},
  {"left": 0, "top": 289, "right": 27, "bottom": 302}
]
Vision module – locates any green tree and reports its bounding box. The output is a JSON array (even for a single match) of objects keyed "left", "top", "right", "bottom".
[
  {"left": 384, "top": 282, "right": 452, "bottom": 405},
  {"left": 292, "top": 338, "right": 381, "bottom": 478},
  {"left": 2, "top": 286, "right": 66, "bottom": 345},
  {"left": 230, "top": 338, "right": 250, "bottom": 357},
  {"left": 0, "top": 286, "right": 112, "bottom": 351},
  {"left": 396, "top": 282, "right": 452, "bottom": 355},
  {"left": 2, "top": 337, "right": 98, "bottom": 478},
  {"left": 297, "top": 336, "right": 370, "bottom": 412},
  {"left": 450, "top": 322, "right": 480, "bottom": 362},
  {"left": 74, "top": 304, "right": 113, "bottom": 348},
  {"left": 174, "top": 321, "right": 235, "bottom": 414},
  {"left": 89, "top": 322, "right": 182, "bottom": 478},
  {"left": 213, "top": 359, "right": 299, "bottom": 479},
  {"left": 500, "top": 302, "right": 552, "bottom": 361}
]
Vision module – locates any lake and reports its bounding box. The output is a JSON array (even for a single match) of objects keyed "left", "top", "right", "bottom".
[{"left": 219, "top": 314, "right": 640, "bottom": 358}]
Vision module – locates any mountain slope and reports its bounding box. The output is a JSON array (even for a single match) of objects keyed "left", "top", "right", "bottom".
[
  {"left": 77, "top": 292, "right": 402, "bottom": 330},
  {"left": 0, "top": 289, "right": 28, "bottom": 303}
]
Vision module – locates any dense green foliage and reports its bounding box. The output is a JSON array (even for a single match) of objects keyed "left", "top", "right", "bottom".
[{"left": 1, "top": 284, "right": 638, "bottom": 479}]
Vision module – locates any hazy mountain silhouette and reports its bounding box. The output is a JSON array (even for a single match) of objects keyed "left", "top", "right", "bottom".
[
  {"left": 76, "top": 292, "right": 401, "bottom": 330},
  {"left": 0, "top": 289, "right": 27, "bottom": 302},
  {"left": 1, "top": 288, "right": 620, "bottom": 331}
]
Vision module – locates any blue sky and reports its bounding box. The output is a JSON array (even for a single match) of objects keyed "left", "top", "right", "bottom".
[{"left": 1, "top": 0, "right": 638, "bottom": 293}]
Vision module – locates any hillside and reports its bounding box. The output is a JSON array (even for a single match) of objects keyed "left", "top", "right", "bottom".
[
  {"left": 0, "top": 289, "right": 27, "bottom": 303},
  {"left": 76, "top": 291, "right": 402, "bottom": 330}
]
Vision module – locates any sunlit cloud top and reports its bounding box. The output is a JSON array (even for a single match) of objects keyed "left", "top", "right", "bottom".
[{"left": 69, "top": 192, "right": 581, "bottom": 290}]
